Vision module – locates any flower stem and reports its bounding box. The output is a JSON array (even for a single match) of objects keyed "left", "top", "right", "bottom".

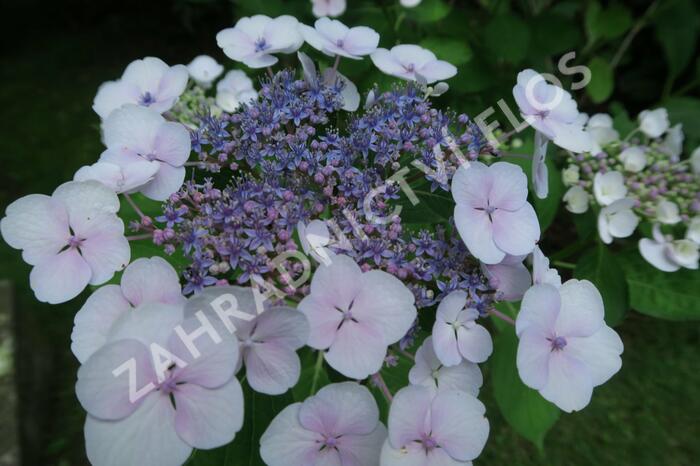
[
  {"left": 553, "top": 260, "right": 576, "bottom": 270},
  {"left": 373, "top": 372, "right": 393, "bottom": 403},
  {"left": 398, "top": 348, "right": 415, "bottom": 362},
  {"left": 309, "top": 350, "right": 324, "bottom": 396},
  {"left": 126, "top": 233, "right": 152, "bottom": 241},
  {"left": 123, "top": 193, "right": 146, "bottom": 219},
  {"left": 332, "top": 55, "right": 341, "bottom": 73},
  {"left": 489, "top": 308, "right": 515, "bottom": 326}
]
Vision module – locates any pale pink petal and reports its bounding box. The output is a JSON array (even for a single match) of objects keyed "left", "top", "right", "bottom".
[
  {"left": 72, "top": 285, "right": 131, "bottom": 363},
  {"left": 140, "top": 163, "right": 186, "bottom": 201},
  {"left": 555, "top": 279, "right": 604, "bottom": 338},
  {"left": 549, "top": 119, "right": 593, "bottom": 153},
  {"left": 417, "top": 60, "right": 457, "bottom": 84},
  {"left": 324, "top": 320, "right": 387, "bottom": 380},
  {"left": 516, "top": 283, "right": 560, "bottom": 336},
  {"left": 174, "top": 378, "right": 244, "bottom": 449},
  {"left": 437, "top": 361, "right": 483, "bottom": 396},
  {"left": 351, "top": 270, "right": 416, "bottom": 344},
  {"left": 337, "top": 424, "right": 387, "bottom": 466},
  {"left": 260, "top": 403, "right": 323, "bottom": 466},
  {"left": 450, "top": 161, "right": 489, "bottom": 208},
  {"left": 370, "top": 49, "right": 410, "bottom": 80},
  {"left": 299, "top": 382, "right": 379, "bottom": 436},
  {"left": 308, "top": 254, "right": 363, "bottom": 311},
  {"left": 380, "top": 440, "right": 432, "bottom": 466},
  {"left": 299, "top": 24, "right": 327, "bottom": 53},
  {"left": 436, "top": 290, "right": 468, "bottom": 323},
  {"left": 153, "top": 64, "right": 189, "bottom": 113},
  {"left": 387, "top": 385, "right": 433, "bottom": 449},
  {"left": 298, "top": 294, "right": 344, "bottom": 349},
  {"left": 252, "top": 308, "right": 309, "bottom": 349},
  {"left": 52, "top": 180, "right": 121, "bottom": 230},
  {"left": 244, "top": 342, "right": 301, "bottom": 395},
  {"left": 121, "top": 257, "right": 184, "bottom": 306},
  {"left": 482, "top": 261, "right": 531, "bottom": 302},
  {"left": 491, "top": 203, "right": 540, "bottom": 256},
  {"left": 487, "top": 162, "right": 529, "bottom": 210},
  {"left": 29, "top": 249, "right": 92, "bottom": 304},
  {"left": 153, "top": 121, "right": 191, "bottom": 166},
  {"left": 103, "top": 104, "right": 163, "bottom": 154},
  {"left": 430, "top": 390, "right": 489, "bottom": 461},
  {"left": 108, "top": 302, "right": 184, "bottom": 348},
  {"left": 516, "top": 329, "right": 552, "bottom": 389},
  {"left": 539, "top": 351, "right": 593, "bottom": 413},
  {"left": 639, "top": 238, "right": 679, "bottom": 272},
  {"left": 566, "top": 325, "right": 623, "bottom": 386},
  {"left": 168, "top": 315, "right": 239, "bottom": 389},
  {"left": 343, "top": 27, "right": 380, "bottom": 57},
  {"left": 456, "top": 324, "right": 493, "bottom": 363},
  {"left": 392, "top": 44, "right": 436, "bottom": 68},
  {"left": 0, "top": 194, "right": 69, "bottom": 265},
  {"left": 122, "top": 57, "right": 169, "bottom": 91},
  {"left": 76, "top": 339, "right": 156, "bottom": 420},
  {"left": 84, "top": 393, "right": 191, "bottom": 466},
  {"left": 78, "top": 214, "right": 130, "bottom": 285},
  {"left": 432, "top": 321, "right": 462, "bottom": 367},
  {"left": 454, "top": 205, "right": 504, "bottom": 265},
  {"left": 93, "top": 80, "right": 140, "bottom": 119}
]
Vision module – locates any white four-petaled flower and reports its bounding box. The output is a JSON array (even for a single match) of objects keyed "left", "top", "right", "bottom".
[
  {"left": 370, "top": 44, "right": 457, "bottom": 83},
  {"left": 597, "top": 198, "right": 639, "bottom": 244},
  {"left": 1, "top": 181, "right": 129, "bottom": 304},
  {"left": 186, "top": 55, "right": 224, "bottom": 87},
  {"left": 93, "top": 57, "right": 188, "bottom": 120},
  {"left": 301, "top": 17, "right": 380, "bottom": 60}
]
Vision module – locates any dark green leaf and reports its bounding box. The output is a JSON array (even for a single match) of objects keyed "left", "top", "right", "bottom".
[
  {"left": 586, "top": 2, "right": 632, "bottom": 44},
  {"left": 483, "top": 15, "right": 531, "bottom": 64},
  {"left": 654, "top": 0, "right": 699, "bottom": 79},
  {"left": 292, "top": 348, "right": 330, "bottom": 402},
  {"left": 664, "top": 97, "right": 700, "bottom": 140},
  {"left": 187, "top": 383, "right": 294, "bottom": 466},
  {"left": 574, "top": 245, "right": 628, "bottom": 326},
  {"left": 419, "top": 38, "right": 473, "bottom": 66},
  {"left": 586, "top": 57, "right": 614, "bottom": 103},
  {"left": 610, "top": 101, "right": 636, "bottom": 137},
  {"left": 405, "top": 0, "right": 451, "bottom": 23},
  {"left": 491, "top": 330, "right": 560, "bottom": 450},
  {"left": 618, "top": 250, "right": 700, "bottom": 320}
]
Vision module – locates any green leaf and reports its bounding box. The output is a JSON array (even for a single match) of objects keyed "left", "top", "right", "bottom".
[
  {"left": 654, "top": 0, "right": 699, "bottom": 80},
  {"left": 618, "top": 250, "right": 700, "bottom": 320},
  {"left": 491, "top": 330, "right": 560, "bottom": 450},
  {"left": 532, "top": 154, "right": 564, "bottom": 232},
  {"left": 586, "top": 57, "right": 614, "bottom": 103},
  {"left": 585, "top": 2, "right": 632, "bottom": 44},
  {"left": 610, "top": 101, "right": 636, "bottom": 136},
  {"left": 483, "top": 15, "right": 531, "bottom": 64},
  {"left": 664, "top": 97, "right": 700, "bottom": 140},
  {"left": 419, "top": 38, "right": 473, "bottom": 66},
  {"left": 187, "top": 383, "right": 294, "bottom": 466},
  {"left": 406, "top": 0, "right": 451, "bottom": 23},
  {"left": 292, "top": 348, "right": 330, "bottom": 402},
  {"left": 530, "top": 13, "right": 583, "bottom": 58},
  {"left": 574, "top": 244, "right": 628, "bottom": 326}
]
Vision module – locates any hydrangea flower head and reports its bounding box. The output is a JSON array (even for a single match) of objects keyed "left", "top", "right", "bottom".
[
  {"left": 1, "top": 181, "right": 129, "bottom": 303},
  {"left": 93, "top": 57, "right": 188, "bottom": 120},
  {"left": 432, "top": 290, "right": 493, "bottom": 366},
  {"left": 100, "top": 104, "right": 191, "bottom": 201},
  {"left": 76, "top": 302, "right": 244, "bottom": 466},
  {"left": 409, "top": 336, "right": 483, "bottom": 395},
  {"left": 370, "top": 44, "right": 457, "bottom": 83},
  {"left": 186, "top": 55, "right": 224, "bottom": 87},
  {"left": 216, "top": 15, "right": 304, "bottom": 68},
  {"left": 260, "top": 382, "right": 386, "bottom": 466},
  {"left": 71, "top": 257, "right": 185, "bottom": 363},
  {"left": 300, "top": 18, "right": 380, "bottom": 59},
  {"left": 452, "top": 161, "right": 540, "bottom": 264},
  {"left": 298, "top": 254, "right": 416, "bottom": 379},
  {"left": 381, "top": 385, "right": 489, "bottom": 465},
  {"left": 516, "top": 279, "right": 623, "bottom": 412}
]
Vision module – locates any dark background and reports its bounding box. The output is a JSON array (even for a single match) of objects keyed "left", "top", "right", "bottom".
[{"left": 0, "top": 1, "right": 699, "bottom": 465}]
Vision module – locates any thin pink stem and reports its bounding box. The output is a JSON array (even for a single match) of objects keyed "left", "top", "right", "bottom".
[
  {"left": 123, "top": 193, "right": 146, "bottom": 219},
  {"left": 489, "top": 308, "right": 515, "bottom": 326},
  {"left": 332, "top": 55, "right": 341, "bottom": 73},
  {"left": 126, "top": 234, "right": 152, "bottom": 241},
  {"left": 373, "top": 372, "right": 393, "bottom": 403},
  {"left": 398, "top": 348, "right": 415, "bottom": 361}
]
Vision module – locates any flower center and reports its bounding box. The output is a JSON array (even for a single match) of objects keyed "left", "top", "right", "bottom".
[
  {"left": 335, "top": 39, "right": 344, "bottom": 48},
  {"left": 549, "top": 336, "right": 567, "bottom": 351},
  {"left": 485, "top": 205, "right": 497, "bottom": 215},
  {"left": 421, "top": 434, "right": 438, "bottom": 451},
  {"left": 321, "top": 435, "right": 340, "bottom": 450},
  {"left": 67, "top": 235, "right": 84, "bottom": 249},
  {"left": 139, "top": 91, "right": 156, "bottom": 106},
  {"left": 254, "top": 38, "right": 269, "bottom": 52}
]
